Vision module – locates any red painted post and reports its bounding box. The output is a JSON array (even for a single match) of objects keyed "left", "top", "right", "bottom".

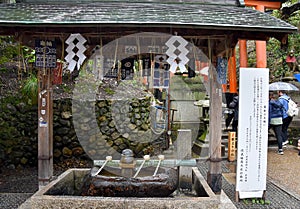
[
  {"left": 228, "top": 49, "right": 237, "bottom": 93},
  {"left": 239, "top": 40, "right": 248, "bottom": 68}
]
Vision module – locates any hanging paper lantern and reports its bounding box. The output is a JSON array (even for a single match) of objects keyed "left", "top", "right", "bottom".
[{"left": 65, "top": 33, "right": 87, "bottom": 72}]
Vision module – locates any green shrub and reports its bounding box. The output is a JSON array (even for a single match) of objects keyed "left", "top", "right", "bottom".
[{"left": 21, "top": 74, "right": 38, "bottom": 105}]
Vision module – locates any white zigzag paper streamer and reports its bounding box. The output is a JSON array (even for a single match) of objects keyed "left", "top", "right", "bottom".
[
  {"left": 65, "top": 33, "right": 87, "bottom": 72},
  {"left": 165, "top": 36, "right": 189, "bottom": 73}
]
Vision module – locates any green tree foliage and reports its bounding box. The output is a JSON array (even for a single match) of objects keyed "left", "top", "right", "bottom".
[
  {"left": 0, "top": 36, "right": 35, "bottom": 71},
  {"left": 0, "top": 36, "right": 18, "bottom": 69},
  {"left": 267, "top": 0, "right": 300, "bottom": 80},
  {"left": 0, "top": 36, "right": 37, "bottom": 102}
]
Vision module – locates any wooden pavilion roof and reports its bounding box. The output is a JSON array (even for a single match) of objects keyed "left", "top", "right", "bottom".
[{"left": 0, "top": 0, "right": 297, "bottom": 57}]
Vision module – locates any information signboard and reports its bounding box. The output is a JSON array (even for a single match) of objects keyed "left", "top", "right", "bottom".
[
  {"left": 236, "top": 68, "right": 269, "bottom": 199},
  {"left": 35, "top": 39, "right": 56, "bottom": 68}
]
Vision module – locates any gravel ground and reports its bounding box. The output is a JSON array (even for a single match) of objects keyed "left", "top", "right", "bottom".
[
  {"left": 0, "top": 167, "right": 38, "bottom": 193},
  {"left": 0, "top": 159, "right": 93, "bottom": 209},
  {"left": 0, "top": 167, "right": 38, "bottom": 209}
]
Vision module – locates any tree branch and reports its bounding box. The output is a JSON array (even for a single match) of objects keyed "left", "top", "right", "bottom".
[{"left": 281, "top": 2, "right": 300, "bottom": 18}]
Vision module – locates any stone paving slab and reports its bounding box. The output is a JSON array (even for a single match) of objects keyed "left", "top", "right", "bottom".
[{"left": 267, "top": 146, "right": 300, "bottom": 196}]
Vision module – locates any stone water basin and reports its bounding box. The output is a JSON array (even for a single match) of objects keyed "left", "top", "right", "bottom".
[
  {"left": 30, "top": 167, "right": 219, "bottom": 209},
  {"left": 81, "top": 166, "right": 178, "bottom": 197}
]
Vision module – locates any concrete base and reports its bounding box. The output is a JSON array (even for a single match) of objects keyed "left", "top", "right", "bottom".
[
  {"left": 29, "top": 167, "right": 224, "bottom": 209},
  {"left": 192, "top": 142, "right": 225, "bottom": 158}
]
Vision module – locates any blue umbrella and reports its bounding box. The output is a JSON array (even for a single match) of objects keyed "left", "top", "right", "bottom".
[{"left": 269, "top": 82, "right": 299, "bottom": 91}]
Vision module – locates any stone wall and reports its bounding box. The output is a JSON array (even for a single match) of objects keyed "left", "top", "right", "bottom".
[
  {"left": 0, "top": 99, "right": 38, "bottom": 169},
  {"left": 0, "top": 96, "right": 161, "bottom": 169}
]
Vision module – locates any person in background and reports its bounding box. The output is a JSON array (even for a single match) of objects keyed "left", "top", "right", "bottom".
[
  {"left": 225, "top": 93, "right": 235, "bottom": 131},
  {"left": 298, "top": 136, "right": 300, "bottom": 156},
  {"left": 269, "top": 92, "right": 284, "bottom": 155},
  {"left": 229, "top": 92, "right": 239, "bottom": 133},
  {"left": 278, "top": 90, "right": 293, "bottom": 146}
]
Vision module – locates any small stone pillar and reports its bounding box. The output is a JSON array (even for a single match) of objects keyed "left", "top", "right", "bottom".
[{"left": 176, "top": 129, "right": 192, "bottom": 190}]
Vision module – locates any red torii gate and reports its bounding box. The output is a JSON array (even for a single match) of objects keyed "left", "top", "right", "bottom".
[{"left": 227, "top": 0, "right": 285, "bottom": 93}]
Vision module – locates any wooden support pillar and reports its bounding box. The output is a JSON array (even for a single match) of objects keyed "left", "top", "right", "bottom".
[
  {"left": 228, "top": 49, "right": 237, "bottom": 93},
  {"left": 207, "top": 66, "right": 222, "bottom": 194},
  {"left": 239, "top": 40, "right": 248, "bottom": 68},
  {"left": 38, "top": 68, "right": 53, "bottom": 187}
]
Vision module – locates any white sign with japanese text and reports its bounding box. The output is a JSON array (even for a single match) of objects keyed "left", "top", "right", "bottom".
[{"left": 236, "top": 68, "right": 269, "bottom": 199}]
